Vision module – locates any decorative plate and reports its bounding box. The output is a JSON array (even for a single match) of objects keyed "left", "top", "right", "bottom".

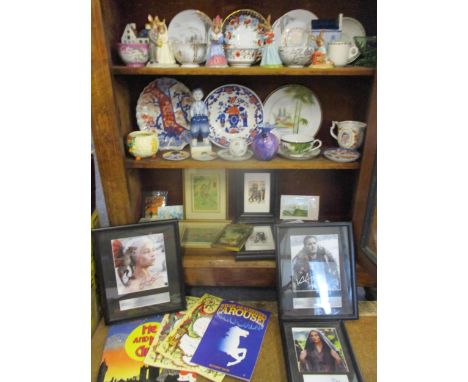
[
  {"left": 272, "top": 9, "right": 318, "bottom": 47},
  {"left": 205, "top": 84, "right": 264, "bottom": 148},
  {"left": 223, "top": 9, "right": 265, "bottom": 51},
  {"left": 136, "top": 77, "right": 193, "bottom": 151},
  {"left": 217, "top": 148, "right": 254, "bottom": 161},
  {"left": 191, "top": 151, "right": 217, "bottom": 161},
  {"left": 162, "top": 150, "right": 190, "bottom": 161},
  {"left": 168, "top": 9, "right": 212, "bottom": 44},
  {"left": 323, "top": 147, "right": 361, "bottom": 162},
  {"left": 341, "top": 17, "right": 366, "bottom": 63},
  {"left": 263, "top": 85, "right": 322, "bottom": 138},
  {"left": 278, "top": 146, "right": 321, "bottom": 160}
]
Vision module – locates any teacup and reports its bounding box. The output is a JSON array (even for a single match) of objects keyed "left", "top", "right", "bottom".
[
  {"left": 328, "top": 41, "right": 359, "bottom": 66},
  {"left": 280, "top": 134, "right": 322, "bottom": 155},
  {"left": 229, "top": 137, "right": 248, "bottom": 157},
  {"left": 330, "top": 121, "right": 366, "bottom": 150}
]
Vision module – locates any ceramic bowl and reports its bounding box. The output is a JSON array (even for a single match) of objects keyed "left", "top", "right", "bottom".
[
  {"left": 117, "top": 43, "right": 150, "bottom": 67},
  {"left": 172, "top": 42, "right": 207, "bottom": 67},
  {"left": 278, "top": 46, "right": 313, "bottom": 67},
  {"left": 225, "top": 48, "right": 259, "bottom": 67},
  {"left": 127, "top": 131, "right": 159, "bottom": 159},
  {"left": 280, "top": 134, "right": 322, "bottom": 155}
]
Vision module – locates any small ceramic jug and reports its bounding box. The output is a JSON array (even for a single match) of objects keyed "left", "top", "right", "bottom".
[
  {"left": 127, "top": 131, "right": 159, "bottom": 159},
  {"left": 330, "top": 120, "right": 367, "bottom": 150},
  {"left": 251, "top": 125, "right": 279, "bottom": 160}
]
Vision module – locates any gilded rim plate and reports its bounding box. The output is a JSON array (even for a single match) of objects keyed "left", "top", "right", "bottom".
[
  {"left": 341, "top": 17, "right": 366, "bottom": 63},
  {"left": 217, "top": 148, "right": 254, "bottom": 161},
  {"left": 162, "top": 150, "right": 191, "bottom": 161},
  {"left": 263, "top": 85, "right": 322, "bottom": 138},
  {"left": 323, "top": 147, "right": 360, "bottom": 162},
  {"left": 205, "top": 84, "right": 264, "bottom": 148},
  {"left": 168, "top": 9, "right": 212, "bottom": 44},
  {"left": 136, "top": 77, "right": 193, "bottom": 150}
]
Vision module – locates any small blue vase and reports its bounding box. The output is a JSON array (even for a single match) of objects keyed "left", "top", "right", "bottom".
[{"left": 251, "top": 125, "right": 279, "bottom": 160}]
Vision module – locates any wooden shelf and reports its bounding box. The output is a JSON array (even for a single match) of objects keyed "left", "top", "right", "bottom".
[
  {"left": 182, "top": 248, "right": 376, "bottom": 288},
  {"left": 126, "top": 155, "right": 360, "bottom": 170},
  {"left": 112, "top": 65, "right": 375, "bottom": 77}
]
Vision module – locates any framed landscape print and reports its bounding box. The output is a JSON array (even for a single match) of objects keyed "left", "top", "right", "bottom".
[
  {"left": 275, "top": 222, "right": 357, "bottom": 320},
  {"left": 184, "top": 169, "right": 227, "bottom": 220},
  {"left": 235, "top": 223, "right": 276, "bottom": 261},
  {"left": 281, "top": 321, "right": 363, "bottom": 382},
  {"left": 179, "top": 220, "right": 231, "bottom": 248},
  {"left": 92, "top": 220, "right": 186, "bottom": 324},
  {"left": 236, "top": 170, "right": 277, "bottom": 221},
  {"left": 280, "top": 195, "right": 319, "bottom": 221}
]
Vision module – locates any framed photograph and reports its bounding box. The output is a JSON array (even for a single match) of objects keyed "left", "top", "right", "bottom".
[
  {"left": 183, "top": 169, "right": 227, "bottom": 220},
  {"left": 211, "top": 223, "right": 254, "bottom": 251},
  {"left": 280, "top": 195, "right": 319, "bottom": 221},
  {"left": 235, "top": 223, "right": 276, "bottom": 261},
  {"left": 235, "top": 171, "right": 277, "bottom": 221},
  {"left": 179, "top": 220, "right": 231, "bottom": 248},
  {"left": 281, "top": 321, "right": 363, "bottom": 382},
  {"left": 140, "top": 190, "right": 168, "bottom": 220},
  {"left": 275, "top": 222, "right": 357, "bottom": 320},
  {"left": 92, "top": 220, "right": 186, "bottom": 324}
]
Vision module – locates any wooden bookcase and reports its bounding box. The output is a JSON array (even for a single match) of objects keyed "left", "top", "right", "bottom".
[{"left": 91, "top": 0, "right": 377, "bottom": 288}]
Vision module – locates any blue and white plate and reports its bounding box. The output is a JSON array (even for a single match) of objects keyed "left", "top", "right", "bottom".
[
  {"left": 205, "top": 84, "right": 264, "bottom": 148},
  {"left": 136, "top": 77, "right": 193, "bottom": 150}
]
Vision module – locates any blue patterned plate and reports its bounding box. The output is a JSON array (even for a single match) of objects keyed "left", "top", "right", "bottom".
[{"left": 205, "top": 84, "right": 264, "bottom": 148}]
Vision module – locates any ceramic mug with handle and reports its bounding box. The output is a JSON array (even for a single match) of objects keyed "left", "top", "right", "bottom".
[
  {"left": 330, "top": 120, "right": 366, "bottom": 150},
  {"left": 328, "top": 41, "right": 359, "bottom": 66}
]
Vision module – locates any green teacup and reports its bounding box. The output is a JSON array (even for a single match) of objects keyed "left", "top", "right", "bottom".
[{"left": 280, "top": 134, "right": 322, "bottom": 155}]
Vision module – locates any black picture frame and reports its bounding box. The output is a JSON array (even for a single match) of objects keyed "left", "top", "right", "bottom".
[
  {"left": 360, "top": 161, "right": 377, "bottom": 265},
  {"left": 92, "top": 219, "right": 186, "bottom": 324},
  {"left": 280, "top": 320, "right": 363, "bottom": 382},
  {"left": 275, "top": 222, "right": 358, "bottom": 320},
  {"left": 234, "top": 170, "right": 277, "bottom": 222},
  {"left": 234, "top": 221, "right": 277, "bottom": 261}
]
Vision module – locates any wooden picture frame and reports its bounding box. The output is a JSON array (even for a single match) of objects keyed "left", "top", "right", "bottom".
[
  {"left": 92, "top": 220, "right": 186, "bottom": 324},
  {"left": 183, "top": 169, "right": 227, "bottom": 220},
  {"left": 281, "top": 321, "right": 363, "bottom": 382},
  {"left": 235, "top": 223, "right": 276, "bottom": 261},
  {"left": 179, "top": 220, "right": 231, "bottom": 248},
  {"left": 275, "top": 222, "right": 358, "bottom": 320}
]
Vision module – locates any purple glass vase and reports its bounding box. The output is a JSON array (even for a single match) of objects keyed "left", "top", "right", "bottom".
[{"left": 251, "top": 125, "right": 279, "bottom": 160}]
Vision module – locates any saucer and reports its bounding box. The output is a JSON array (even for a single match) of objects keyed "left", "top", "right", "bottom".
[
  {"left": 217, "top": 148, "right": 254, "bottom": 161},
  {"left": 278, "top": 146, "right": 321, "bottom": 160},
  {"left": 192, "top": 151, "right": 217, "bottom": 161},
  {"left": 323, "top": 147, "right": 360, "bottom": 162},
  {"left": 162, "top": 151, "right": 190, "bottom": 161}
]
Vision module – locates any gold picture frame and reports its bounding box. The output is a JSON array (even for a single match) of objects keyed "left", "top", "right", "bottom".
[
  {"left": 183, "top": 169, "right": 227, "bottom": 220},
  {"left": 179, "top": 220, "right": 231, "bottom": 248}
]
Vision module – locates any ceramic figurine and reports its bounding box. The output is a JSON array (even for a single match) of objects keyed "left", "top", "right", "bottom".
[
  {"left": 259, "top": 15, "right": 283, "bottom": 68},
  {"left": 146, "top": 15, "right": 178, "bottom": 67},
  {"left": 206, "top": 15, "right": 228, "bottom": 67},
  {"left": 309, "top": 31, "right": 334, "bottom": 68},
  {"left": 189, "top": 88, "right": 210, "bottom": 146},
  {"left": 146, "top": 15, "right": 159, "bottom": 65}
]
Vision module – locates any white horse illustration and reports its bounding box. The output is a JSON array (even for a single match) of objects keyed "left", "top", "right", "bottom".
[{"left": 219, "top": 326, "right": 250, "bottom": 366}]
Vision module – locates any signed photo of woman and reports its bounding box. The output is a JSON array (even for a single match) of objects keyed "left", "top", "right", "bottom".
[
  {"left": 111, "top": 233, "right": 168, "bottom": 295},
  {"left": 293, "top": 328, "right": 348, "bottom": 373}
]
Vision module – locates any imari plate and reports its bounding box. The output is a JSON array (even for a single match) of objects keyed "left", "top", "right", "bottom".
[
  {"left": 205, "top": 84, "right": 264, "bottom": 148},
  {"left": 136, "top": 77, "right": 193, "bottom": 150}
]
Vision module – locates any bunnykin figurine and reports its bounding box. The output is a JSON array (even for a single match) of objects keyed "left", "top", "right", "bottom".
[
  {"left": 206, "top": 15, "right": 228, "bottom": 67},
  {"left": 259, "top": 15, "right": 283, "bottom": 68},
  {"left": 309, "top": 30, "right": 334, "bottom": 68},
  {"left": 146, "top": 15, "right": 178, "bottom": 67},
  {"left": 189, "top": 88, "right": 210, "bottom": 146}
]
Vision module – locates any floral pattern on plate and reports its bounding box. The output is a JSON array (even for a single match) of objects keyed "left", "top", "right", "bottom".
[
  {"left": 205, "top": 84, "right": 264, "bottom": 148},
  {"left": 223, "top": 9, "right": 266, "bottom": 51},
  {"left": 136, "top": 77, "right": 193, "bottom": 150},
  {"left": 162, "top": 150, "right": 190, "bottom": 161},
  {"left": 323, "top": 147, "right": 361, "bottom": 162}
]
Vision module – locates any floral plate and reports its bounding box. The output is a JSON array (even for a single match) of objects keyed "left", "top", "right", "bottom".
[
  {"left": 205, "top": 84, "right": 264, "bottom": 148},
  {"left": 162, "top": 150, "right": 190, "bottom": 161},
  {"left": 168, "top": 9, "right": 212, "bottom": 44},
  {"left": 263, "top": 85, "right": 322, "bottom": 138},
  {"left": 136, "top": 77, "right": 193, "bottom": 150},
  {"left": 323, "top": 147, "right": 361, "bottom": 162},
  {"left": 191, "top": 151, "right": 217, "bottom": 161}
]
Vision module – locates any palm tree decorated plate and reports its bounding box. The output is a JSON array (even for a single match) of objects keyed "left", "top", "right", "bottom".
[{"left": 263, "top": 85, "right": 322, "bottom": 138}]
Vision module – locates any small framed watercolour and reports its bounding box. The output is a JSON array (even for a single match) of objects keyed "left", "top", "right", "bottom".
[
  {"left": 140, "top": 191, "right": 168, "bottom": 221},
  {"left": 157, "top": 205, "right": 184, "bottom": 220},
  {"left": 281, "top": 321, "right": 363, "bottom": 382},
  {"left": 235, "top": 223, "right": 276, "bottom": 261},
  {"left": 179, "top": 220, "right": 231, "bottom": 248},
  {"left": 280, "top": 195, "right": 319, "bottom": 221},
  {"left": 276, "top": 222, "right": 357, "bottom": 320},
  {"left": 212, "top": 223, "right": 254, "bottom": 252},
  {"left": 92, "top": 220, "right": 186, "bottom": 324},
  {"left": 183, "top": 169, "right": 227, "bottom": 220}
]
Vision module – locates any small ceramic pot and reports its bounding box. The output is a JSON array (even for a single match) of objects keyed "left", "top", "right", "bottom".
[
  {"left": 278, "top": 46, "right": 313, "bottom": 67},
  {"left": 173, "top": 42, "right": 207, "bottom": 67},
  {"left": 225, "top": 48, "right": 259, "bottom": 67},
  {"left": 281, "top": 134, "right": 322, "bottom": 154},
  {"left": 117, "top": 43, "right": 150, "bottom": 67},
  {"left": 330, "top": 121, "right": 367, "bottom": 150},
  {"left": 127, "top": 131, "right": 159, "bottom": 159},
  {"left": 251, "top": 126, "right": 279, "bottom": 160}
]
